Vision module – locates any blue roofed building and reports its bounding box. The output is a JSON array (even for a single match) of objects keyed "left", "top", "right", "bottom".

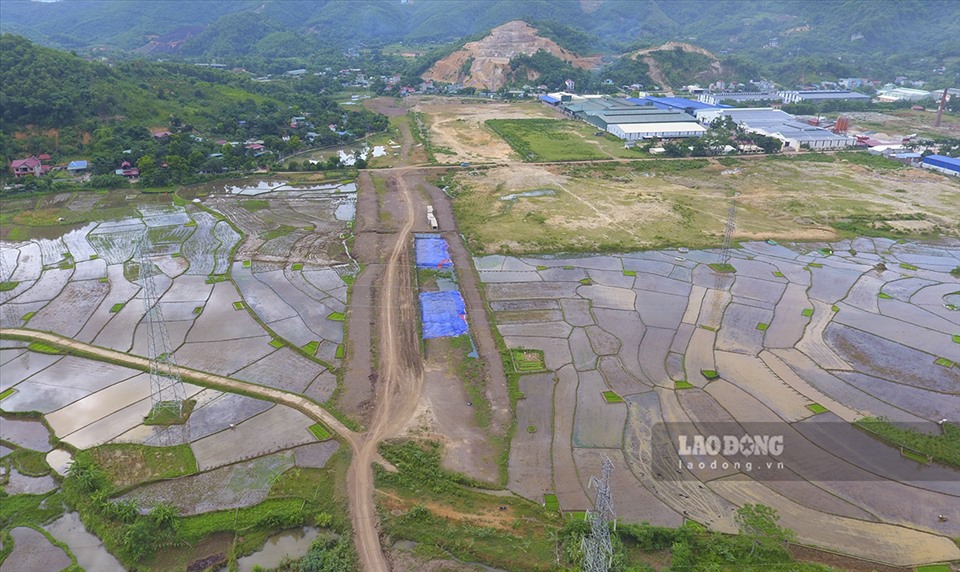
[
  {"left": 627, "top": 96, "right": 722, "bottom": 115},
  {"left": 539, "top": 94, "right": 560, "bottom": 106},
  {"left": 67, "top": 160, "right": 88, "bottom": 173},
  {"left": 921, "top": 155, "right": 960, "bottom": 177}
]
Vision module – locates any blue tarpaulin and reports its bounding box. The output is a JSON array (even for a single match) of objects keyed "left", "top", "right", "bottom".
[
  {"left": 415, "top": 234, "right": 453, "bottom": 269},
  {"left": 420, "top": 291, "right": 468, "bottom": 338}
]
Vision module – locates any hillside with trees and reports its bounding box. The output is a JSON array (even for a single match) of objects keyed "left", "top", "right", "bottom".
[{"left": 0, "top": 34, "right": 387, "bottom": 175}]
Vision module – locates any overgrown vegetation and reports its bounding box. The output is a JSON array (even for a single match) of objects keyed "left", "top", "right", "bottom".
[
  {"left": 855, "top": 417, "right": 960, "bottom": 467},
  {"left": 486, "top": 118, "right": 606, "bottom": 162}
]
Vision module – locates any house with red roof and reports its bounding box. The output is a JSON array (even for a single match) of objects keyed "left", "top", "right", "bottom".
[{"left": 10, "top": 156, "right": 51, "bottom": 177}]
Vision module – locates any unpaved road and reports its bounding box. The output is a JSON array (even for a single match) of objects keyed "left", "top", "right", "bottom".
[{"left": 347, "top": 171, "right": 425, "bottom": 572}]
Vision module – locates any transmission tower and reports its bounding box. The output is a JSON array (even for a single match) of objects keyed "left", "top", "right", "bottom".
[
  {"left": 582, "top": 456, "right": 616, "bottom": 572},
  {"left": 710, "top": 194, "right": 739, "bottom": 325},
  {"left": 133, "top": 233, "right": 187, "bottom": 420}
]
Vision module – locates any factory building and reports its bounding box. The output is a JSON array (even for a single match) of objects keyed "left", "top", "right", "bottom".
[
  {"left": 696, "top": 108, "right": 854, "bottom": 150},
  {"left": 778, "top": 90, "right": 871, "bottom": 104}
]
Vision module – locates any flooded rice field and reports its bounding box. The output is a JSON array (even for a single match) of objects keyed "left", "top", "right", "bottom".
[{"left": 478, "top": 237, "right": 960, "bottom": 566}]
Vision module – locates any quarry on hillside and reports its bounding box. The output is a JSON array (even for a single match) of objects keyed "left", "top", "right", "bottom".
[{"left": 422, "top": 20, "right": 602, "bottom": 91}]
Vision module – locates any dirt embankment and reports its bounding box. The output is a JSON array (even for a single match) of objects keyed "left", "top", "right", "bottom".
[
  {"left": 628, "top": 41, "right": 723, "bottom": 91},
  {"left": 423, "top": 20, "right": 601, "bottom": 91}
]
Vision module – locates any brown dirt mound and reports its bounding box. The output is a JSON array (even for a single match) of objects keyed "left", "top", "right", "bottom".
[{"left": 423, "top": 20, "right": 601, "bottom": 91}]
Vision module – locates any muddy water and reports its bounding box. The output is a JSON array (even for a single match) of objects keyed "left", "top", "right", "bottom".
[
  {"left": 45, "top": 512, "right": 125, "bottom": 572},
  {"left": 236, "top": 527, "right": 321, "bottom": 572}
]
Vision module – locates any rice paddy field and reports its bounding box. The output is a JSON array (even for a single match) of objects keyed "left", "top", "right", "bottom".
[
  {"left": 0, "top": 181, "right": 356, "bottom": 571},
  {"left": 477, "top": 237, "right": 960, "bottom": 566}
]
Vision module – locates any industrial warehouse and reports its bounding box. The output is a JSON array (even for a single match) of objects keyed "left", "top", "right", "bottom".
[{"left": 543, "top": 93, "right": 854, "bottom": 148}]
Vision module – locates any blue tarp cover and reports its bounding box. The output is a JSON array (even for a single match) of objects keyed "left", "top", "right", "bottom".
[
  {"left": 420, "top": 291, "right": 468, "bottom": 338},
  {"left": 415, "top": 235, "right": 453, "bottom": 269}
]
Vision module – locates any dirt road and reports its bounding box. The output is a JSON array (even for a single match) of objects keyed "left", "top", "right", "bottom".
[{"left": 348, "top": 171, "right": 425, "bottom": 572}]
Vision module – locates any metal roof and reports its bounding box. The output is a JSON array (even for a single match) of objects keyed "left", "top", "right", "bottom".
[
  {"left": 611, "top": 122, "right": 707, "bottom": 135},
  {"left": 633, "top": 96, "right": 720, "bottom": 110},
  {"left": 540, "top": 95, "right": 559, "bottom": 104},
  {"left": 923, "top": 155, "right": 960, "bottom": 169}
]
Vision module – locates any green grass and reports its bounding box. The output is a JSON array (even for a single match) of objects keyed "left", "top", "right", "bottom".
[
  {"left": 292, "top": 262, "right": 304, "bottom": 271},
  {"left": 232, "top": 301, "right": 245, "bottom": 310},
  {"left": 268, "top": 338, "right": 285, "bottom": 349},
  {"left": 99, "top": 277, "right": 109, "bottom": 283},
  {"left": 708, "top": 263, "right": 736, "bottom": 273},
  {"left": 855, "top": 417, "right": 960, "bottom": 468},
  {"left": 953, "top": 334, "right": 960, "bottom": 344},
  {"left": 602, "top": 390, "right": 624, "bottom": 403},
  {"left": 20, "top": 311, "right": 36, "bottom": 322},
  {"left": 88, "top": 443, "right": 197, "bottom": 488},
  {"left": 934, "top": 357, "right": 955, "bottom": 368},
  {"left": 817, "top": 248, "right": 833, "bottom": 256},
  {"left": 143, "top": 400, "right": 196, "bottom": 426},
  {"left": 772, "top": 271, "right": 784, "bottom": 277},
  {"left": 802, "top": 308, "right": 814, "bottom": 317},
  {"left": 242, "top": 260, "right": 252, "bottom": 268},
  {"left": 308, "top": 423, "right": 332, "bottom": 441},
  {"left": 543, "top": 494, "right": 559, "bottom": 512},
  {"left": 878, "top": 292, "right": 893, "bottom": 299},
  {"left": 0, "top": 280, "right": 19, "bottom": 292},
  {"left": 808, "top": 262, "right": 823, "bottom": 268},
  {"left": 261, "top": 225, "right": 298, "bottom": 241},
  {"left": 510, "top": 348, "right": 546, "bottom": 372},
  {"left": 2, "top": 447, "right": 52, "bottom": 476},
  {"left": 756, "top": 322, "right": 769, "bottom": 331},
  {"left": 536, "top": 265, "right": 548, "bottom": 271},
  {"left": 335, "top": 344, "right": 345, "bottom": 359},
  {"left": 485, "top": 118, "right": 607, "bottom": 162},
  {"left": 527, "top": 425, "right": 537, "bottom": 433},
  {"left": 239, "top": 199, "right": 270, "bottom": 212},
  {"left": 831, "top": 305, "right": 839, "bottom": 312},
  {"left": 27, "top": 341, "right": 62, "bottom": 354},
  {"left": 0, "top": 387, "right": 15, "bottom": 401},
  {"left": 562, "top": 265, "right": 574, "bottom": 270},
  {"left": 901, "top": 448, "right": 930, "bottom": 464},
  {"left": 109, "top": 302, "right": 125, "bottom": 313},
  {"left": 623, "top": 270, "right": 637, "bottom": 277},
  {"left": 916, "top": 563, "right": 951, "bottom": 572},
  {"left": 899, "top": 262, "right": 919, "bottom": 271},
  {"left": 340, "top": 274, "right": 355, "bottom": 286},
  {"left": 806, "top": 403, "right": 828, "bottom": 415},
  {"left": 301, "top": 340, "right": 320, "bottom": 355},
  {"left": 192, "top": 306, "right": 203, "bottom": 315},
  {"left": 205, "top": 274, "right": 230, "bottom": 284},
  {"left": 700, "top": 369, "right": 719, "bottom": 380},
  {"left": 675, "top": 380, "right": 695, "bottom": 390},
  {"left": 698, "top": 324, "right": 716, "bottom": 332},
  {"left": 327, "top": 311, "right": 346, "bottom": 321},
  {"left": 579, "top": 277, "right": 593, "bottom": 285}
]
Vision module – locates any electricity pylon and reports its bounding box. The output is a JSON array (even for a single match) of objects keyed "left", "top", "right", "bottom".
[{"left": 582, "top": 456, "right": 616, "bottom": 572}]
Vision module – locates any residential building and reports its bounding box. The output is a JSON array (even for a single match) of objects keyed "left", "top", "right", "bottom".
[
  {"left": 10, "top": 156, "right": 50, "bottom": 177},
  {"left": 67, "top": 160, "right": 89, "bottom": 173}
]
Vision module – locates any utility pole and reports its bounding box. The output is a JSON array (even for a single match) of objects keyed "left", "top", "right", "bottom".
[{"left": 710, "top": 194, "right": 738, "bottom": 324}]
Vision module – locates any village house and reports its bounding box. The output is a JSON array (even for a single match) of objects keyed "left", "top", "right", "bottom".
[{"left": 9, "top": 156, "right": 52, "bottom": 177}]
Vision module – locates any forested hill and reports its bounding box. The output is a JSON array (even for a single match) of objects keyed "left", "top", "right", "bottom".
[
  {"left": 2, "top": 0, "right": 957, "bottom": 61},
  {"left": 0, "top": 34, "right": 386, "bottom": 163}
]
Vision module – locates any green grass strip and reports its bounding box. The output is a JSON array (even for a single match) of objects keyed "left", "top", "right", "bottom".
[
  {"left": 806, "top": 403, "right": 828, "bottom": 414},
  {"left": 21, "top": 311, "right": 36, "bottom": 323},
  {"left": 772, "top": 271, "right": 784, "bottom": 277},
  {"left": 756, "top": 322, "right": 769, "bottom": 331},
  {"left": 335, "top": 344, "right": 345, "bottom": 359},
  {"left": 808, "top": 262, "right": 823, "bottom": 268},
  {"left": 623, "top": 270, "right": 637, "bottom": 277},
  {"left": 301, "top": 340, "right": 320, "bottom": 355},
  {"left": 916, "top": 563, "right": 951, "bottom": 572},
  {"left": 292, "top": 263, "right": 304, "bottom": 271},
  {"left": 802, "top": 308, "right": 813, "bottom": 317},
  {"left": 269, "top": 338, "right": 285, "bottom": 349},
  {"left": 579, "top": 278, "right": 593, "bottom": 285},
  {"left": 699, "top": 324, "right": 717, "bottom": 332},
  {"left": 899, "top": 262, "right": 919, "bottom": 271},
  {"left": 934, "top": 357, "right": 955, "bottom": 368},
  {"left": 700, "top": 369, "right": 719, "bottom": 380},
  {"left": 0, "top": 387, "right": 15, "bottom": 401},
  {"left": 308, "top": 422, "right": 332, "bottom": 441},
  {"left": 27, "top": 341, "right": 63, "bottom": 355},
  {"left": 675, "top": 380, "right": 694, "bottom": 390},
  {"left": 0, "top": 280, "right": 20, "bottom": 292},
  {"left": 536, "top": 265, "right": 548, "bottom": 271},
  {"left": 831, "top": 305, "right": 839, "bottom": 312},
  {"left": 109, "top": 302, "right": 125, "bottom": 313},
  {"left": 232, "top": 301, "right": 245, "bottom": 311},
  {"left": 205, "top": 274, "right": 230, "bottom": 284},
  {"left": 543, "top": 494, "right": 559, "bottom": 512},
  {"left": 242, "top": 260, "right": 252, "bottom": 268},
  {"left": 327, "top": 311, "right": 346, "bottom": 321},
  {"left": 192, "top": 306, "right": 203, "bottom": 315},
  {"left": 878, "top": 292, "right": 893, "bottom": 299},
  {"left": 602, "top": 390, "right": 624, "bottom": 403},
  {"left": 953, "top": 334, "right": 960, "bottom": 345}
]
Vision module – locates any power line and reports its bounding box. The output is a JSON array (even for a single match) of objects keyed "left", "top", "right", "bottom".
[{"left": 582, "top": 456, "right": 615, "bottom": 572}]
